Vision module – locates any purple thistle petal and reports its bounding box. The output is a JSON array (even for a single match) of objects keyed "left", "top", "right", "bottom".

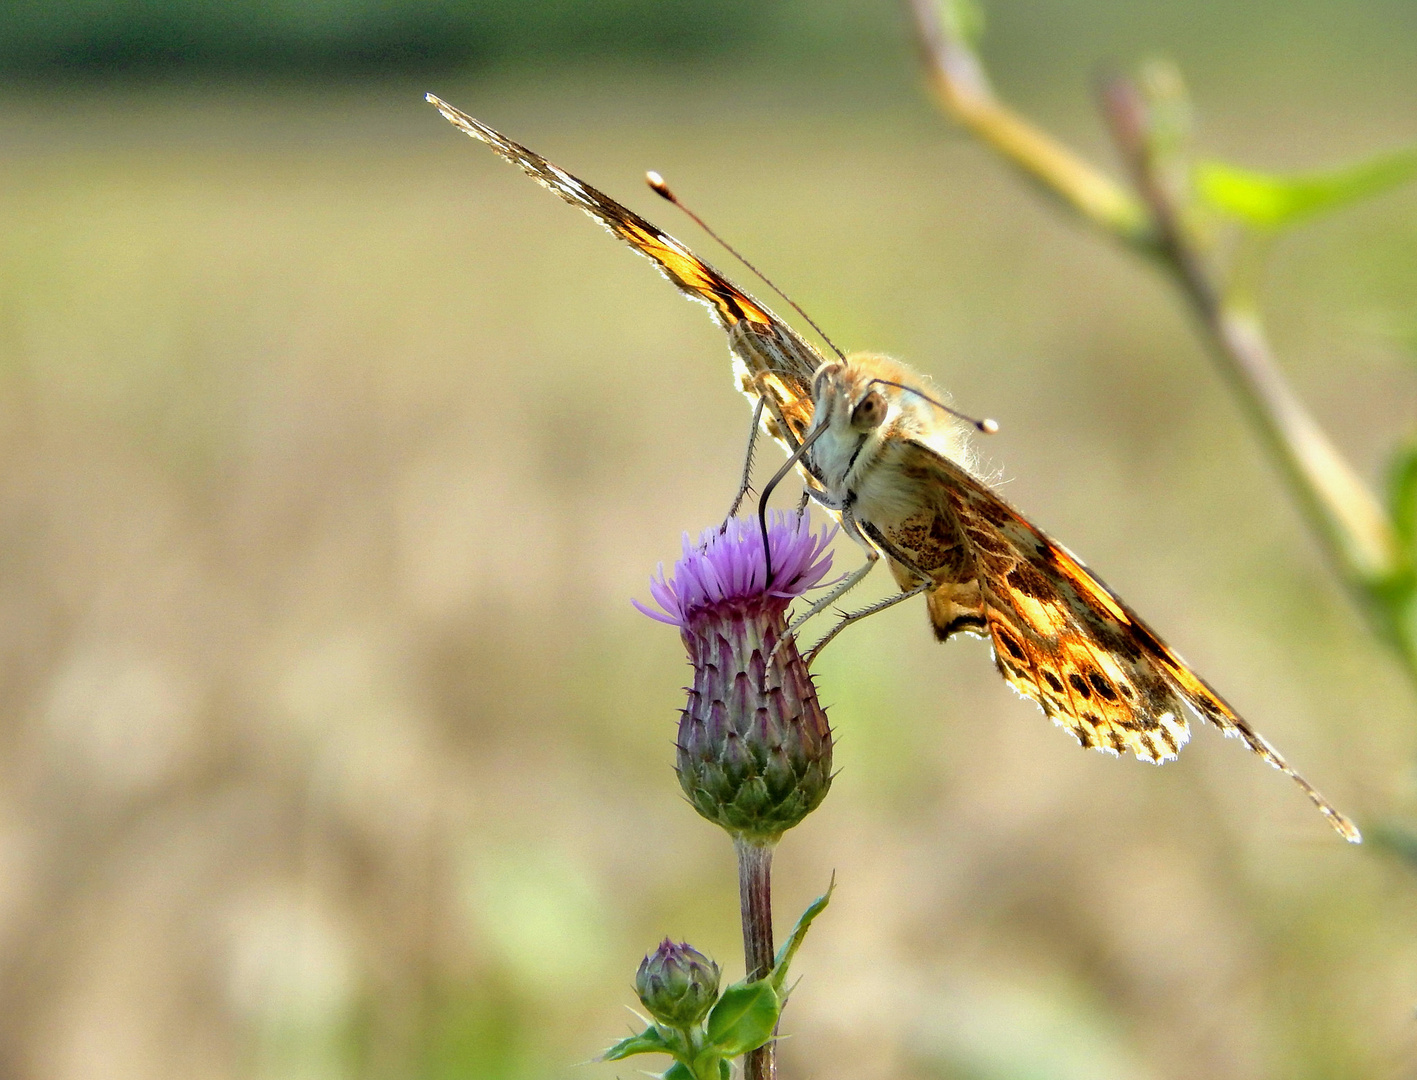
[
  {"left": 631, "top": 598, "right": 682, "bottom": 625},
  {"left": 634, "top": 511, "right": 837, "bottom": 627}
]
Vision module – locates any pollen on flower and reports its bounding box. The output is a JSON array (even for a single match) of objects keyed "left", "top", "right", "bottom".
[{"left": 633, "top": 512, "right": 836, "bottom": 628}]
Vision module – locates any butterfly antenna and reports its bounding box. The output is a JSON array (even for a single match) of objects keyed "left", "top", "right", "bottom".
[
  {"left": 868, "top": 377, "right": 998, "bottom": 435},
  {"left": 646, "top": 171, "right": 847, "bottom": 361}
]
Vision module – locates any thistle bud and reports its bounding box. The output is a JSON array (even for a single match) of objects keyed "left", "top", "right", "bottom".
[
  {"left": 634, "top": 939, "right": 721, "bottom": 1028},
  {"left": 636, "top": 513, "right": 836, "bottom": 842}
]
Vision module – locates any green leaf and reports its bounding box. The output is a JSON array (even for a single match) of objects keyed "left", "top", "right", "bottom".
[
  {"left": 937, "top": 0, "right": 986, "bottom": 47},
  {"left": 1391, "top": 443, "right": 1417, "bottom": 551},
  {"left": 1380, "top": 443, "right": 1417, "bottom": 661},
  {"left": 1196, "top": 147, "right": 1417, "bottom": 230},
  {"left": 1395, "top": 587, "right": 1417, "bottom": 670},
  {"left": 600, "top": 1025, "right": 674, "bottom": 1062},
  {"left": 705, "top": 980, "right": 780, "bottom": 1057},
  {"left": 1137, "top": 58, "right": 1192, "bottom": 163},
  {"left": 662, "top": 1063, "right": 697, "bottom": 1080},
  {"left": 1366, "top": 823, "right": 1417, "bottom": 871},
  {"left": 698, "top": 879, "right": 834, "bottom": 1062},
  {"left": 768, "top": 877, "right": 834, "bottom": 994}
]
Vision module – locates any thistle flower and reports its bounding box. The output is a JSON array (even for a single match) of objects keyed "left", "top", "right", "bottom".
[
  {"left": 635, "top": 939, "right": 721, "bottom": 1028},
  {"left": 636, "top": 512, "right": 837, "bottom": 842}
]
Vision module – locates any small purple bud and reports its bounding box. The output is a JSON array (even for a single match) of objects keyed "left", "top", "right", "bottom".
[
  {"left": 636, "top": 513, "right": 836, "bottom": 842},
  {"left": 635, "top": 939, "right": 721, "bottom": 1027}
]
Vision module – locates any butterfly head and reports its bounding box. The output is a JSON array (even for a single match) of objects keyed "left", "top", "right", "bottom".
[{"left": 805, "top": 354, "right": 972, "bottom": 494}]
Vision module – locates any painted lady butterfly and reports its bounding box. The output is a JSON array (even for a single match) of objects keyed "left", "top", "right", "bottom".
[{"left": 427, "top": 94, "right": 1358, "bottom": 842}]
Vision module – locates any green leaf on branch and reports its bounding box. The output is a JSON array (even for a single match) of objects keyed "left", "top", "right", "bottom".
[
  {"left": 1196, "top": 147, "right": 1417, "bottom": 230},
  {"left": 705, "top": 980, "right": 780, "bottom": 1058},
  {"left": 937, "top": 0, "right": 986, "bottom": 47},
  {"left": 769, "top": 877, "right": 834, "bottom": 995},
  {"left": 1137, "top": 58, "right": 1192, "bottom": 165},
  {"left": 600, "top": 1025, "right": 674, "bottom": 1062},
  {"left": 1366, "top": 822, "right": 1417, "bottom": 872},
  {"left": 1379, "top": 443, "right": 1417, "bottom": 661},
  {"left": 662, "top": 1061, "right": 731, "bottom": 1080},
  {"left": 700, "top": 878, "right": 834, "bottom": 1059},
  {"left": 1391, "top": 444, "right": 1417, "bottom": 552}
]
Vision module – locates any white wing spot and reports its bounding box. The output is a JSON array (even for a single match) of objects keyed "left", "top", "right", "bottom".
[{"left": 547, "top": 165, "right": 586, "bottom": 197}]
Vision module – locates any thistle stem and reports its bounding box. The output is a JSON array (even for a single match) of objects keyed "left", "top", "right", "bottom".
[{"left": 735, "top": 836, "right": 777, "bottom": 1080}]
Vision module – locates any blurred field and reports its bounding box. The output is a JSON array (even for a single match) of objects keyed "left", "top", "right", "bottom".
[{"left": 0, "top": 17, "right": 1415, "bottom": 1080}]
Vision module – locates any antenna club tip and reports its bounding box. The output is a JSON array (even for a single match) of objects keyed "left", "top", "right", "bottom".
[
  {"left": 645, "top": 171, "right": 672, "bottom": 198},
  {"left": 979, "top": 418, "right": 1000, "bottom": 435}
]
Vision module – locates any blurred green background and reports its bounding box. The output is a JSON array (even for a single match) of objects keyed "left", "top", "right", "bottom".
[{"left": 0, "top": 2, "right": 1415, "bottom": 1079}]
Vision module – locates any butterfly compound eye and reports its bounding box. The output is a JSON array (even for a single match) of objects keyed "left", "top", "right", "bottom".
[{"left": 851, "top": 391, "right": 887, "bottom": 429}]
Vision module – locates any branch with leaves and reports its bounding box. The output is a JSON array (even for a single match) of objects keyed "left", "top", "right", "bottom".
[{"left": 910, "top": 0, "right": 1417, "bottom": 680}]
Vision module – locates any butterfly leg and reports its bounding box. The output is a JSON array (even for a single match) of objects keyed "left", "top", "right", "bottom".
[
  {"left": 769, "top": 504, "right": 881, "bottom": 665},
  {"left": 802, "top": 578, "right": 935, "bottom": 667},
  {"left": 722, "top": 395, "right": 766, "bottom": 527},
  {"left": 798, "top": 532, "right": 936, "bottom": 664}
]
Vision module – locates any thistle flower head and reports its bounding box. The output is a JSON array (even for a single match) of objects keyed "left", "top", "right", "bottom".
[
  {"left": 634, "top": 512, "right": 837, "bottom": 629},
  {"left": 637, "top": 512, "right": 837, "bottom": 842},
  {"left": 634, "top": 939, "right": 721, "bottom": 1028}
]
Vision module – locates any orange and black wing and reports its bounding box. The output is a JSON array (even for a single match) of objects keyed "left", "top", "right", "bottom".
[
  {"left": 427, "top": 95, "right": 822, "bottom": 445},
  {"left": 897, "top": 441, "right": 1358, "bottom": 841}
]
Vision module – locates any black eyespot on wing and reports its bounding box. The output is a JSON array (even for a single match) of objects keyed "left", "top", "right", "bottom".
[
  {"left": 1089, "top": 671, "right": 1119, "bottom": 701},
  {"left": 995, "top": 626, "right": 1028, "bottom": 663}
]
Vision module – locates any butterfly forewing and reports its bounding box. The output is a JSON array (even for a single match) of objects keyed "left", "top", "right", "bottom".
[
  {"left": 427, "top": 95, "right": 823, "bottom": 451},
  {"left": 891, "top": 440, "right": 1358, "bottom": 841}
]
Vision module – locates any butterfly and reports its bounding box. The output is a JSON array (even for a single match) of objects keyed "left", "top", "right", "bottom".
[{"left": 426, "top": 94, "right": 1359, "bottom": 843}]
